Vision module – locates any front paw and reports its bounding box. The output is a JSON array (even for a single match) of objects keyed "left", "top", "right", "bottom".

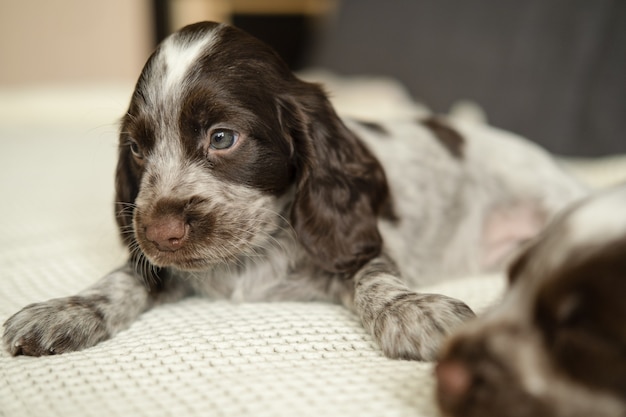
[
  {"left": 3, "top": 296, "right": 110, "bottom": 356},
  {"left": 372, "top": 293, "right": 475, "bottom": 361}
]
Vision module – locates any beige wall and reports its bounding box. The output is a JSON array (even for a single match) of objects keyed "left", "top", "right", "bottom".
[
  {"left": 0, "top": 0, "right": 153, "bottom": 86},
  {"left": 0, "top": 0, "right": 337, "bottom": 86}
]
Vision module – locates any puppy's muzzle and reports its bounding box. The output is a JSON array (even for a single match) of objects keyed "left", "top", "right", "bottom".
[{"left": 145, "top": 216, "right": 189, "bottom": 252}]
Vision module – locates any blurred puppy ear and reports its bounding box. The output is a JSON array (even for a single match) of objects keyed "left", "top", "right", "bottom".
[{"left": 534, "top": 235, "right": 626, "bottom": 398}]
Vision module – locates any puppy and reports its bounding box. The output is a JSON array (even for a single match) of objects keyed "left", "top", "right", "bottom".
[
  {"left": 436, "top": 185, "right": 626, "bottom": 416},
  {"left": 2, "top": 22, "right": 585, "bottom": 360}
]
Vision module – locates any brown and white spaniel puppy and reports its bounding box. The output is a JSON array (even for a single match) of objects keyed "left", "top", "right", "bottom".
[
  {"left": 437, "top": 184, "right": 626, "bottom": 417},
  {"left": 3, "top": 22, "right": 585, "bottom": 360}
]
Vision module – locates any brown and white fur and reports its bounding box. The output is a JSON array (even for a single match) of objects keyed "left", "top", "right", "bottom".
[
  {"left": 2, "top": 22, "right": 585, "bottom": 360},
  {"left": 436, "top": 184, "right": 626, "bottom": 416}
]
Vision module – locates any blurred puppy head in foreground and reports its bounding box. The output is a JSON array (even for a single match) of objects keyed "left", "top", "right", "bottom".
[{"left": 437, "top": 185, "right": 626, "bottom": 417}]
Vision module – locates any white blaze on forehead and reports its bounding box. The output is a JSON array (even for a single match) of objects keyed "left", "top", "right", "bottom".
[
  {"left": 507, "top": 185, "right": 626, "bottom": 288},
  {"left": 138, "top": 25, "right": 222, "bottom": 195},
  {"left": 567, "top": 185, "right": 626, "bottom": 248},
  {"left": 155, "top": 26, "right": 221, "bottom": 101}
]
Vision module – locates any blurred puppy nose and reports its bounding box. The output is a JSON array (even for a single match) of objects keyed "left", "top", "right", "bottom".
[
  {"left": 436, "top": 359, "right": 472, "bottom": 410},
  {"left": 145, "top": 216, "right": 189, "bottom": 251}
]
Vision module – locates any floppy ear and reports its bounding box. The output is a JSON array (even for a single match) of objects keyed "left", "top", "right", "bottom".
[
  {"left": 114, "top": 128, "right": 165, "bottom": 289},
  {"left": 279, "top": 82, "right": 394, "bottom": 274},
  {"left": 535, "top": 237, "right": 626, "bottom": 398},
  {"left": 114, "top": 133, "right": 141, "bottom": 248}
]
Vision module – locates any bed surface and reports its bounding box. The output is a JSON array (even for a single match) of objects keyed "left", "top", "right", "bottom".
[{"left": 1, "top": 76, "right": 624, "bottom": 417}]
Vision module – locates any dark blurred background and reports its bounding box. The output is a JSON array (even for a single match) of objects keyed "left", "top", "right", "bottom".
[
  {"left": 155, "top": 0, "right": 626, "bottom": 157},
  {"left": 308, "top": 0, "right": 626, "bottom": 158}
]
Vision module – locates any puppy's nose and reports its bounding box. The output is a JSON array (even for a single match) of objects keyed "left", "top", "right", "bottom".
[
  {"left": 145, "top": 217, "right": 189, "bottom": 252},
  {"left": 435, "top": 359, "right": 471, "bottom": 410}
]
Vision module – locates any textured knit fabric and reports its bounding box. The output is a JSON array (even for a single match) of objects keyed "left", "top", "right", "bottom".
[{"left": 1, "top": 81, "right": 625, "bottom": 417}]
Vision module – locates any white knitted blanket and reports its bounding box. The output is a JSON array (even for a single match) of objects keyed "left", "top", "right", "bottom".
[{"left": 1, "top": 78, "right": 625, "bottom": 417}]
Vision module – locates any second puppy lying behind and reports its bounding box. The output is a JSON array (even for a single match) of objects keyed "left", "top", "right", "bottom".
[{"left": 437, "top": 185, "right": 626, "bottom": 417}]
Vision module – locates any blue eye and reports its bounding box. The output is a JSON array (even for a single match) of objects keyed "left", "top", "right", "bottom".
[
  {"left": 128, "top": 139, "right": 143, "bottom": 159},
  {"left": 210, "top": 129, "right": 238, "bottom": 150}
]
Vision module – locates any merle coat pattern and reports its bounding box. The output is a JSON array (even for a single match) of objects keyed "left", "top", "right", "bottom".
[{"left": 3, "top": 22, "right": 585, "bottom": 360}]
